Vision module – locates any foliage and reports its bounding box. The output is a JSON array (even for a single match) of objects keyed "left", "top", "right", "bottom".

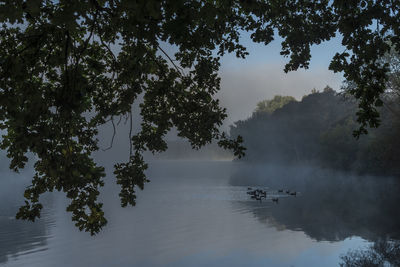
[
  {"left": 230, "top": 89, "right": 400, "bottom": 175},
  {"left": 255, "top": 95, "right": 296, "bottom": 114},
  {"left": 1, "top": 0, "right": 400, "bottom": 234},
  {"left": 0, "top": 0, "right": 251, "bottom": 234},
  {"left": 384, "top": 48, "right": 400, "bottom": 99},
  {"left": 319, "top": 117, "right": 359, "bottom": 170}
]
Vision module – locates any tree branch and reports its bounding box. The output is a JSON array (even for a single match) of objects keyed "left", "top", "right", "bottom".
[
  {"left": 157, "top": 45, "right": 184, "bottom": 75},
  {"left": 129, "top": 110, "right": 133, "bottom": 158},
  {"left": 102, "top": 116, "right": 116, "bottom": 151}
]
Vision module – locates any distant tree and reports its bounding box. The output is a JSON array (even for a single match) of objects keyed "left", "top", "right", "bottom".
[
  {"left": 231, "top": 89, "right": 353, "bottom": 164},
  {"left": 323, "top": 85, "right": 334, "bottom": 93},
  {"left": 255, "top": 95, "right": 296, "bottom": 114},
  {"left": 1, "top": 1, "right": 400, "bottom": 234},
  {"left": 231, "top": 87, "right": 400, "bottom": 175},
  {"left": 319, "top": 117, "right": 359, "bottom": 170}
]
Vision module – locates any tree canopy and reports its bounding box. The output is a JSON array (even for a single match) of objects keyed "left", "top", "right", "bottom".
[
  {"left": 255, "top": 95, "right": 296, "bottom": 114},
  {"left": 0, "top": 0, "right": 399, "bottom": 234},
  {"left": 230, "top": 87, "right": 400, "bottom": 175}
]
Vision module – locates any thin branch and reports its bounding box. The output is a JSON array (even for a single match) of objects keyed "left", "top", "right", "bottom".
[
  {"left": 99, "top": 35, "right": 118, "bottom": 82},
  {"left": 102, "top": 117, "right": 113, "bottom": 123},
  {"left": 99, "top": 36, "right": 117, "bottom": 65},
  {"left": 122, "top": 113, "right": 129, "bottom": 125},
  {"left": 76, "top": 10, "right": 98, "bottom": 66},
  {"left": 116, "top": 115, "right": 123, "bottom": 126},
  {"left": 157, "top": 45, "right": 184, "bottom": 75},
  {"left": 129, "top": 110, "right": 133, "bottom": 158},
  {"left": 102, "top": 116, "right": 116, "bottom": 151}
]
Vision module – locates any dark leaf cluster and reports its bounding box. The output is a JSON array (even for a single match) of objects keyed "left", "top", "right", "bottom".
[{"left": 1, "top": 0, "right": 399, "bottom": 233}]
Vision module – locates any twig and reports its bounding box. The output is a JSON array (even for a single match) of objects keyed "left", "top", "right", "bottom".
[
  {"left": 123, "top": 113, "right": 129, "bottom": 125},
  {"left": 157, "top": 45, "right": 184, "bottom": 75},
  {"left": 99, "top": 36, "right": 117, "bottom": 65},
  {"left": 75, "top": 10, "right": 98, "bottom": 66},
  {"left": 116, "top": 115, "right": 123, "bottom": 126},
  {"left": 99, "top": 36, "right": 118, "bottom": 83},
  {"left": 102, "top": 116, "right": 116, "bottom": 151},
  {"left": 129, "top": 110, "right": 133, "bottom": 158}
]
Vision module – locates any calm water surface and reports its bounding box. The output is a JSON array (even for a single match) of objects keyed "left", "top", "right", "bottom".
[{"left": 1, "top": 161, "right": 399, "bottom": 266}]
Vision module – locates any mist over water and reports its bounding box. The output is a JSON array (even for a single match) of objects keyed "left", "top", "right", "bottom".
[
  {"left": 230, "top": 163, "right": 400, "bottom": 242},
  {"left": 1, "top": 160, "right": 398, "bottom": 266}
]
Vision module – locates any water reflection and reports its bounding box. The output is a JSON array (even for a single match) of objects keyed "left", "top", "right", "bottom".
[
  {"left": 230, "top": 164, "right": 400, "bottom": 243},
  {"left": 0, "top": 211, "right": 51, "bottom": 264},
  {"left": 1, "top": 161, "right": 399, "bottom": 266},
  {"left": 0, "top": 172, "right": 54, "bottom": 265}
]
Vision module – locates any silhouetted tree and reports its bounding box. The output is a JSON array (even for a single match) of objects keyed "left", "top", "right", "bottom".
[{"left": 1, "top": 1, "right": 400, "bottom": 234}]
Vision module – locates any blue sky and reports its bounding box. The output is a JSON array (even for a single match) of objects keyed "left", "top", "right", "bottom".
[
  {"left": 217, "top": 31, "right": 345, "bottom": 127},
  {"left": 159, "top": 30, "right": 346, "bottom": 132}
]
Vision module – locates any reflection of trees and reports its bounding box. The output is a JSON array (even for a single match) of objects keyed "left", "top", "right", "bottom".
[
  {"left": 0, "top": 214, "right": 49, "bottom": 264},
  {"left": 0, "top": 191, "right": 53, "bottom": 265},
  {"left": 231, "top": 165, "right": 400, "bottom": 242},
  {"left": 340, "top": 239, "right": 400, "bottom": 267}
]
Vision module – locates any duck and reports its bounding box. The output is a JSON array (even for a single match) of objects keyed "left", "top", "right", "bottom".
[
  {"left": 278, "top": 189, "right": 283, "bottom": 193},
  {"left": 272, "top": 198, "right": 279, "bottom": 203},
  {"left": 248, "top": 190, "right": 258, "bottom": 196},
  {"left": 290, "top": 191, "right": 297, "bottom": 196}
]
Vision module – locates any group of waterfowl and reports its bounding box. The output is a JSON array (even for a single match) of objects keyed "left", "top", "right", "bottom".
[
  {"left": 278, "top": 189, "right": 297, "bottom": 196},
  {"left": 247, "top": 187, "right": 298, "bottom": 203}
]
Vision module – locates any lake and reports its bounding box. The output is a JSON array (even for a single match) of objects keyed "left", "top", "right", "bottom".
[{"left": 1, "top": 161, "right": 399, "bottom": 266}]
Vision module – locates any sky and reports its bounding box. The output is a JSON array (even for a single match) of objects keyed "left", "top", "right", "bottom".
[
  {"left": 106, "top": 30, "right": 346, "bottom": 138},
  {"left": 216, "top": 31, "right": 345, "bottom": 129}
]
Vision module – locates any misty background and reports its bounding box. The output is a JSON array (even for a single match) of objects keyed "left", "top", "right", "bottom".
[{"left": 3, "top": 31, "right": 399, "bottom": 267}]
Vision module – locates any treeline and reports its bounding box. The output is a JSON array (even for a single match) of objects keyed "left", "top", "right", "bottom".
[
  {"left": 149, "top": 139, "right": 233, "bottom": 161},
  {"left": 230, "top": 87, "right": 400, "bottom": 176}
]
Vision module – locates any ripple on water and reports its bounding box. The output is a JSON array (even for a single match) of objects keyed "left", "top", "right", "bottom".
[{"left": 2, "top": 164, "right": 397, "bottom": 267}]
